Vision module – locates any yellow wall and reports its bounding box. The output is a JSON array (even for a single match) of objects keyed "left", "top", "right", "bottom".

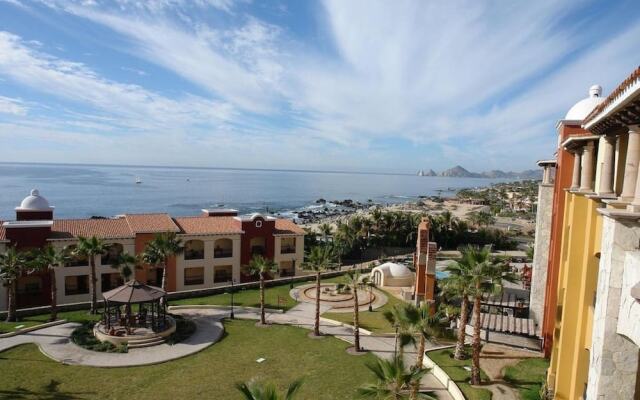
[{"left": 548, "top": 193, "right": 602, "bottom": 400}]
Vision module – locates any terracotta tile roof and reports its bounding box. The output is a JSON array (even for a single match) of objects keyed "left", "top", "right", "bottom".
[
  {"left": 584, "top": 66, "right": 640, "bottom": 125},
  {"left": 50, "top": 218, "right": 134, "bottom": 239},
  {"left": 174, "top": 216, "right": 242, "bottom": 235},
  {"left": 124, "top": 213, "right": 180, "bottom": 233},
  {"left": 274, "top": 219, "right": 305, "bottom": 235}
]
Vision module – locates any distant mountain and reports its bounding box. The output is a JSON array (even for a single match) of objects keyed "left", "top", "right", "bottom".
[
  {"left": 440, "top": 165, "right": 480, "bottom": 178},
  {"left": 425, "top": 169, "right": 438, "bottom": 176},
  {"left": 423, "top": 165, "right": 543, "bottom": 179}
]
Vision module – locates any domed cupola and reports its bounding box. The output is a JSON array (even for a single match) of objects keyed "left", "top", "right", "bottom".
[
  {"left": 565, "top": 85, "right": 605, "bottom": 121},
  {"left": 15, "top": 189, "right": 54, "bottom": 221}
]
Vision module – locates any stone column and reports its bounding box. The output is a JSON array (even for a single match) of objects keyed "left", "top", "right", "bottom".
[
  {"left": 542, "top": 166, "right": 550, "bottom": 184},
  {"left": 571, "top": 150, "right": 581, "bottom": 190},
  {"left": 579, "top": 141, "right": 595, "bottom": 192},
  {"left": 620, "top": 125, "right": 640, "bottom": 202},
  {"left": 597, "top": 135, "right": 616, "bottom": 196}
]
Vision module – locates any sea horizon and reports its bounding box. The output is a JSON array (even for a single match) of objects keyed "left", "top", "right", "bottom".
[{"left": 0, "top": 162, "right": 511, "bottom": 220}]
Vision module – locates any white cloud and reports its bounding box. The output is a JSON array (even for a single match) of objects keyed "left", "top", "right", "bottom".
[
  {"left": 0, "top": 95, "right": 27, "bottom": 115},
  {"left": 2, "top": 0, "right": 639, "bottom": 171}
]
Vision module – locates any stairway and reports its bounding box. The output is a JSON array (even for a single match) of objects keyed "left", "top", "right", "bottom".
[{"left": 127, "top": 335, "right": 165, "bottom": 349}]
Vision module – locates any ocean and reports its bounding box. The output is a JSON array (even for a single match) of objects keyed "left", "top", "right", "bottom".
[{"left": 0, "top": 163, "right": 510, "bottom": 220}]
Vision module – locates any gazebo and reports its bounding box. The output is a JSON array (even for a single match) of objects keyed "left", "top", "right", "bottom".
[{"left": 96, "top": 280, "right": 174, "bottom": 344}]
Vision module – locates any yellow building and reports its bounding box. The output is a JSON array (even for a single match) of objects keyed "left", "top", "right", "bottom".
[{"left": 542, "top": 68, "right": 640, "bottom": 399}]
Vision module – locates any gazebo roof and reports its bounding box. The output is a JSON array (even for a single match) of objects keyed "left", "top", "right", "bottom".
[{"left": 102, "top": 280, "right": 166, "bottom": 304}]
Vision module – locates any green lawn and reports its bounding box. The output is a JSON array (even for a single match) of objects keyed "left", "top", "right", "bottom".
[
  {"left": 321, "top": 288, "right": 404, "bottom": 334},
  {"left": 0, "top": 319, "right": 378, "bottom": 400},
  {"left": 0, "top": 310, "right": 101, "bottom": 334},
  {"left": 503, "top": 358, "right": 549, "bottom": 400},
  {"left": 427, "top": 347, "right": 492, "bottom": 400},
  {"left": 171, "top": 276, "right": 342, "bottom": 311}
]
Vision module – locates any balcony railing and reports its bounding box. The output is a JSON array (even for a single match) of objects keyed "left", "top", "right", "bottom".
[
  {"left": 280, "top": 246, "right": 296, "bottom": 254},
  {"left": 214, "top": 249, "right": 233, "bottom": 258}
]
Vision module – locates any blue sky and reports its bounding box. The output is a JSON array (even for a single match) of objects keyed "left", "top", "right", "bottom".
[{"left": 0, "top": 0, "right": 638, "bottom": 173}]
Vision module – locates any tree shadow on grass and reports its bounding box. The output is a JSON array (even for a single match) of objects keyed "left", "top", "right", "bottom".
[{"left": 0, "top": 380, "right": 95, "bottom": 400}]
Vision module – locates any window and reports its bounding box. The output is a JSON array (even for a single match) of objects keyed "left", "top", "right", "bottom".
[
  {"left": 65, "top": 275, "right": 89, "bottom": 295},
  {"left": 280, "top": 237, "right": 296, "bottom": 254},
  {"left": 214, "top": 265, "right": 232, "bottom": 283},
  {"left": 279, "top": 260, "right": 295, "bottom": 277},
  {"left": 255, "top": 220, "right": 262, "bottom": 228},
  {"left": 101, "top": 273, "right": 123, "bottom": 292},
  {"left": 184, "top": 267, "right": 204, "bottom": 285},
  {"left": 66, "top": 245, "right": 88, "bottom": 267},
  {"left": 184, "top": 240, "right": 205, "bottom": 260},
  {"left": 18, "top": 276, "right": 42, "bottom": 294},
  {"left": 101, "top": 243, "right": 123, "bottom": 265},
  {"left": 250, "top": 237, "right": 266, "bottom": 256},
  {"left": 214, "top": 238, "right": 233, "bottom": 258}
]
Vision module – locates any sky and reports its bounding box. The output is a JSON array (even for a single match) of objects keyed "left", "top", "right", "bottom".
[{"left": 0, "top": 0, "right": 638, "bottom": 174}]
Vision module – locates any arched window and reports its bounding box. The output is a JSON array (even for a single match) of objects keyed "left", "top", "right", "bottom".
[
  {"left": 184, "top": 240, "right": 205, "bottom": 260},
  {"left": 214, "top": 238, "right": 233, "bottom": 258},
  {"left": 101, "top": 243, "right": 123, "bottom": 265}
]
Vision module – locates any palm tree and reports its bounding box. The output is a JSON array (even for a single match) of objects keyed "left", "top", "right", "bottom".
[
  {"left": 383, "top": 304, "right": 416, "bottom": 360},
  {"left": 248, "top": 255, "right": 279, "bottom": 325},
  {"left": 441, "top": 257, "right": 475, "bottom": 361},
  {"left": 0, "top": 247, "right": 29, "bottom": 322},
  {"left": 403, "top": 303, "right": 442, "bottom": 400},
  {"left": 463, "top": 245, "right": 518, "bottom": 385},
  {"left": 75, "top": 236, "right": 108, "bottom": 314},
  {"left": 357, "top": 355, "right": 434, "bottom": 400},
  {"left": 236, "top": 379, "right": 303, "bottom": 400},
  {"left": 301, "top": 245, "right": 337, "bottom": 336},
  {"left": 318, "top": 223, "right": 333, "bottom": 243},
  {"left": 30, "top": 245, "right": 70, "bottom": 321},
  {"left": 111, "top": 252, "right": 139, "bottom": 281},
  {"left": 142, "top": 232, "right": 183, "bottom": 295},
  {"left": 344, "top": 269, "right": 364, "bottom": 352}
]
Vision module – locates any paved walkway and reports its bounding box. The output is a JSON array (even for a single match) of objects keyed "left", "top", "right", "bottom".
[
  {"left": 0, "top": 304, "right": 453, "bottom": 399},
  {"left": 0, "top": 310, "right": 223, "bottom": 367}
]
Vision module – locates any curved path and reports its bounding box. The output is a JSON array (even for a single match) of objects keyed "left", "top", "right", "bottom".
[{"left": 0, "top": 309, "right": 223, "bottom": 367}]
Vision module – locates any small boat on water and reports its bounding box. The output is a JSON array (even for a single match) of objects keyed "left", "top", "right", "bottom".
[
  {"left": 417, "top": 170, "right": 425, "bottom": 176},
  {"left": 135, "top": 176, "right": 142, "bottom": 184}
]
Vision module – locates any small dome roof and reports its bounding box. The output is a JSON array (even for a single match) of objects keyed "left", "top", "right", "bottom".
[
  {"left": 16, "top": 189, "right": 54, "bottom": 211},
  {"left": 565, "top": 85, "right": 605, "bottom": 121},
  {"left": 375, "top": 262, "right": 413, "bottom": 277}
]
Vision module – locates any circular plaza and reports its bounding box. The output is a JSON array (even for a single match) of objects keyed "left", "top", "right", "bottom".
[{"left": 293, "top": 282, "right": 388, "bottom": 312}]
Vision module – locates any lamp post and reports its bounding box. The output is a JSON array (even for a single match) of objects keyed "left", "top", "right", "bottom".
[{"left": 230, "top": 279, "right": 235, "bottom": 320}]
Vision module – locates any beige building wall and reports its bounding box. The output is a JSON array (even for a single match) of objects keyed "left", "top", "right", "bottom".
[{"left": 175, "top": 234, "right": 241, "bottom": 291}]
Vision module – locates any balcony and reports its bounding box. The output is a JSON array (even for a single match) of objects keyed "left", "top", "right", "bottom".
[
  {"left": 251, "top": 246, "right": 266, "bottom": 256},
  {"left": 280, "top": 246, "right": 296, "bottom": 254},
  {"left": 214, "top": 249, "right": 233, "bottom": 258}
]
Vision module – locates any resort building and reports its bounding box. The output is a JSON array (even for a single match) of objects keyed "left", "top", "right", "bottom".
[
  {"left": 533, "top": 67, "right": 640, "bottom": 399},
  {"left": 0, "top": 190, "right": 305, "bottom": 312}
]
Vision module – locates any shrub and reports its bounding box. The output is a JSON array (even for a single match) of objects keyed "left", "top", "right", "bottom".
[
  {"left": 166, "top": 314, "right": 197, "bottom": 345},
  {"left": 71, "top": 322, "right": 127, "bottom": 353}
]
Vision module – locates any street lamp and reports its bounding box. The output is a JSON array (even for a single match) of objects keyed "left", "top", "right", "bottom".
[{"left": 230, "top": 279, "right": 235, "bottom": 320}]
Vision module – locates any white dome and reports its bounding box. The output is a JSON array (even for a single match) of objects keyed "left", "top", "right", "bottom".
[
  {"left": 16, "top": 189, "right": 53, "bottom": 211},
  {"left": 377, "top": 262, "right": 413, "bottom": 277},
  {"left": 565, "top": 85, "right": 605, "bottom": 121}
]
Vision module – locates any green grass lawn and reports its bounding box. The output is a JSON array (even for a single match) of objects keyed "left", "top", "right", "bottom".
[
  {"left": 503, "top": 358, "right": 549, "bottom": 400},
  {"left": 171, "top": 276, "right": 342, "bottom": 311},
  {"left": 427, "top": 347, "right": 492, "bottom": 400},
  {"left": 321, "top": 288, "right": 403, "bottom": 334},
  {"left": 0, "top": 319, "right": 378, "bottom": 400},
  {"left": 0, "top": 310, "right": 101, "bottom": 334}
]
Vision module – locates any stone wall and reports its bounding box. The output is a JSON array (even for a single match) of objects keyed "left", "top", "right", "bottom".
[
  {"left": 618, "top": 251, "right": 640, "bottom": 345},
  {"left": 587, "top": 216, "right": 640, "bottom": 400},
  {"left": 530, "top": 183, "right": 554, "bottom": 336}
]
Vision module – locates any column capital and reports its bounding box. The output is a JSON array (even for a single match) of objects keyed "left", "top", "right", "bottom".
[{"left": 629, "top": 124, "right": 640, "bottom": 134}]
